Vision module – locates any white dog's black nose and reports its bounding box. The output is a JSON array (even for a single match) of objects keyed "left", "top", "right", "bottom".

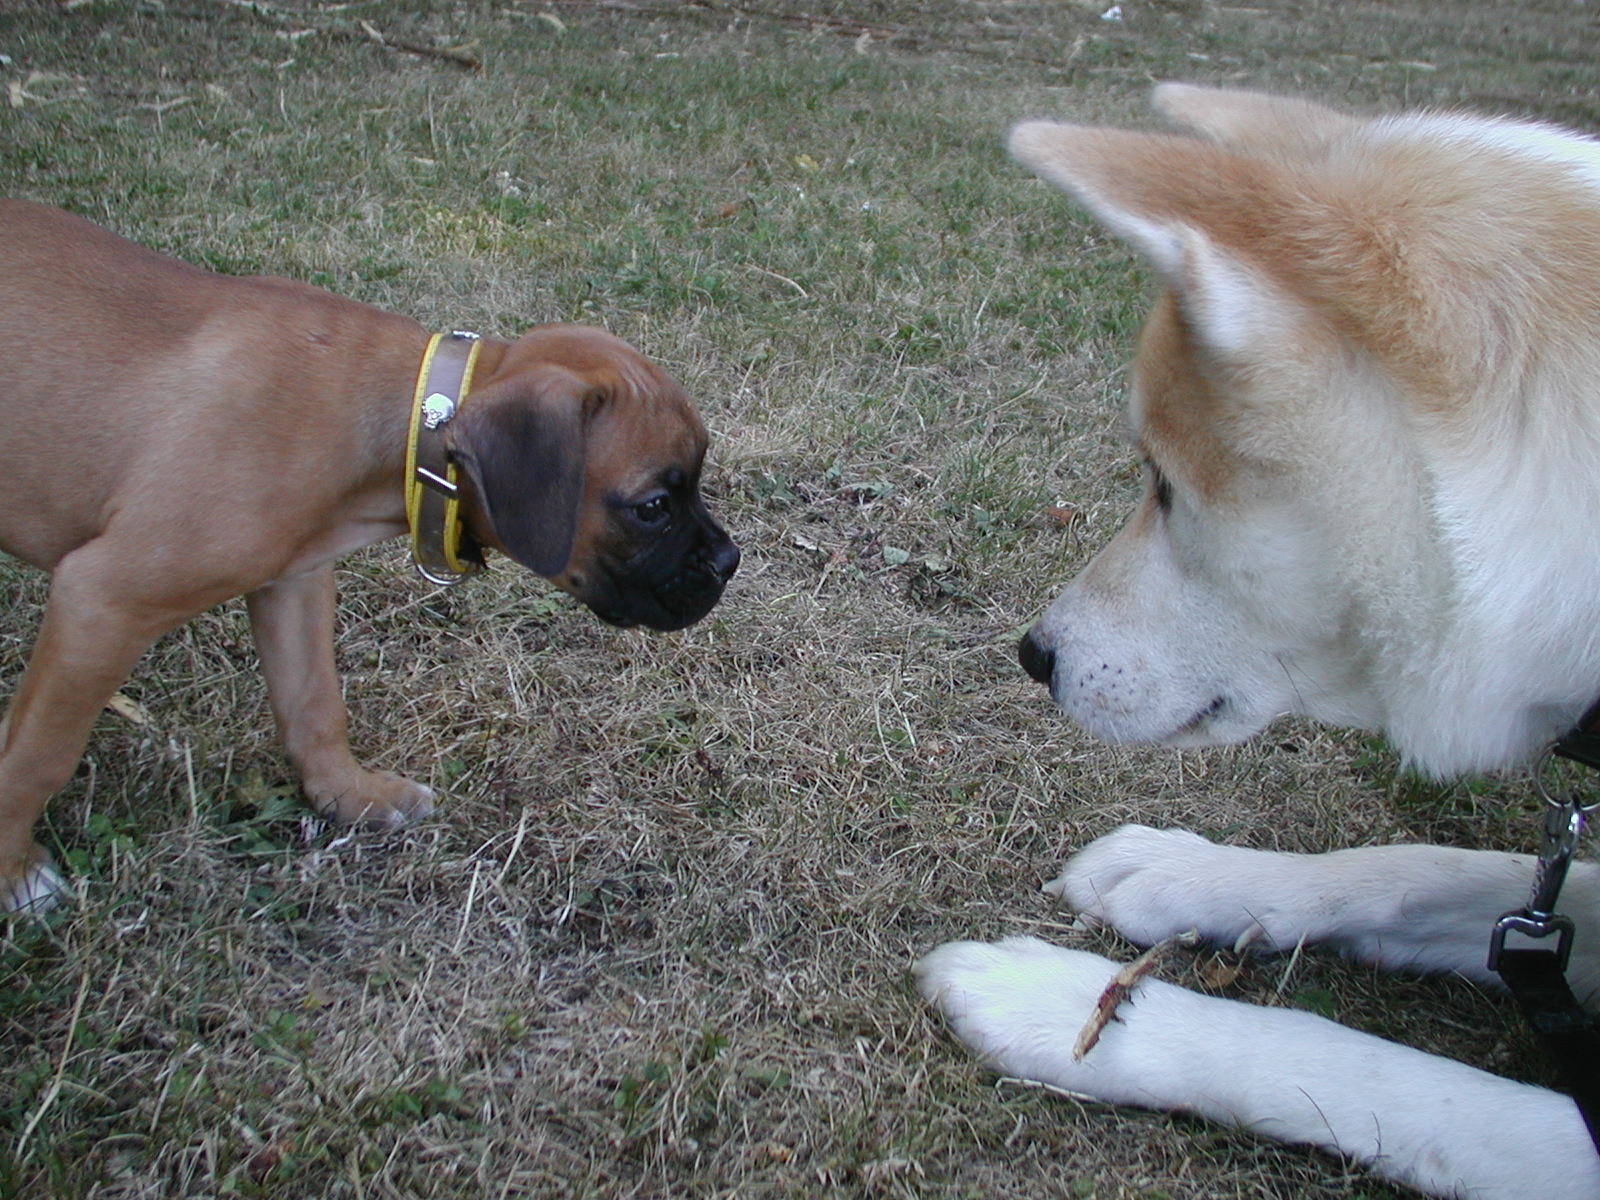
[{"left": 1018, "top": 629, "right": 1055, "bottom": 685}]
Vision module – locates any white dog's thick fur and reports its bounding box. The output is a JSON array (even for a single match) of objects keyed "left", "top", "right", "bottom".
[{"left": 917, "top": 85, "right": 1600, "bottom": 1198}]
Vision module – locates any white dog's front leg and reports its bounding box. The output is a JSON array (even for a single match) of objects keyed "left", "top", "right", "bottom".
[
  {"left": 915, "top": 937, "right": 1600, "bottom": 1200},
  {"left": 1052, "top": 824, "right": 1600, "bottom": 997}
]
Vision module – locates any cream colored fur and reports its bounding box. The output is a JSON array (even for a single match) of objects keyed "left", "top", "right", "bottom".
[{"left": 918, "top": 85, "right": 1600, "bottom": 1198}]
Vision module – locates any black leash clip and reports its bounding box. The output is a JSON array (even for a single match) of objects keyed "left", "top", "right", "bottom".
[{"left": 1488, "top": 751, "right": 1594, "bottom": 972}]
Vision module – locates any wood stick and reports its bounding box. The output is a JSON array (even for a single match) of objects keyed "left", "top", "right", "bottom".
[
  {"left": 1072, "top": 930, "right": 1198, "bottom": 1061},
  {"left": 216, "top": 0, "right": 483, "bottom": 72}
]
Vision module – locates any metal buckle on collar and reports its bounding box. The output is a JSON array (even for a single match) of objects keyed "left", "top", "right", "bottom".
[
  {"left": 414, "top": 559, "right": 471, "bottom": 588},
  {"left": 1488, "top": 749, "right": 1597, "bottom": 972},
  {"left": 413, "top": 465, "right": 460, "bottom": 499}
]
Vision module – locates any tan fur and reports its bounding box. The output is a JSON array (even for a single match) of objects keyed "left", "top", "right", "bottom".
[{"left": 1129, "top": 294, "right": 1239, "bottom": 500}]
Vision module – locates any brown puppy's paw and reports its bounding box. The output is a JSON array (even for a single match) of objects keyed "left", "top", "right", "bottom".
[
  {"left": 307, "top": 771, "right": 437, "bottom": 828},
  {"left": 2, "top": 844, "right": 71, "bottom": 914}
]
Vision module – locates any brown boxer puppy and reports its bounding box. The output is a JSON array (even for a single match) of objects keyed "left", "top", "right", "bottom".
[{"left": 0, "top": 199, "right": 739, "bottom": 912}]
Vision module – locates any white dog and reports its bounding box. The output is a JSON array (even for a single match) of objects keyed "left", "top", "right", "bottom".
[{"left": 917, "top": 85, "right": 1600, "bottom": 1199}]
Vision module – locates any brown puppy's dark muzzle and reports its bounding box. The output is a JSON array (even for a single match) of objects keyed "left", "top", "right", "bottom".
[{"left": 582, "top": 514, "right": 739, "bottom": 633}]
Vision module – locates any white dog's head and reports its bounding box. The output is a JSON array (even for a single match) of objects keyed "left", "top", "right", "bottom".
[{"left": 1016, "top": 84, "right": 1600, "bottom": 777}]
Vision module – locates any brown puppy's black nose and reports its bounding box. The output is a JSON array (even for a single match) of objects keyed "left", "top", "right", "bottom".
[
  {"left": 709, "top": 538, "right": 740, "bottom": 583},
  {"left": 1018, "top": 629, "right": 1055, "bottom": 685}
]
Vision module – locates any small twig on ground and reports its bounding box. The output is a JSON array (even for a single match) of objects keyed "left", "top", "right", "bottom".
[
  {"left": 548, "top": 0, "right": 912, "bottom": 43},
  {"left": 545, "top": 0, "right": 1083, "bottom": 70},
  {"left": 216, "top": 0, "right": 483, "bottom": 71},
  {"left": 748, "top": 264, "right": 808, "bottom": 298},
  {"left": 355, "top": 20, "right": 483, "bottom": 71},
  {"left": 16, "top": 971, "right": 93, "bottom": 1159},
  {"left": 1072, "top": 930, "right": 1199, "bottom": 1061}
]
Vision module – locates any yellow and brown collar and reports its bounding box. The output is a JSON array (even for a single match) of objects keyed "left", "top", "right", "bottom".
[{"left": 405, "top": 330, "right": 485, "bottom": 586}]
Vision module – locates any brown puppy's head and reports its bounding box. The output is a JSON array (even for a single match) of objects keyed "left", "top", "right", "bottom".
[{"left": 445, "top": 325, "right": 739, "bottom": 632}]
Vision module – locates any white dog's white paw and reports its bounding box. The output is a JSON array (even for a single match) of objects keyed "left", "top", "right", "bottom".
[
  {"left": 1048, "top": 825, "right": 1544, "bottom": 979},
  {"left": 1049, "top": 825, "right": 1286, "bottom": 947},
  {"left": 914, "top": 936, "right": 1195, "bottom": 1106},
  {"left": 1048, "top": 824, "right": 1380, "bottom": 954},
  {"left": 915, "top": 935, "right": 1291, "bottom": 1113},
  {"left": 915, "top": 937, "right": 1116, "bottom": 1084}
]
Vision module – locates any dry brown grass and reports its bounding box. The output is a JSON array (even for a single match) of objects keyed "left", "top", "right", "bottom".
[{"left": 1, "top": 0, "right": 1596, "bottom": 1196}]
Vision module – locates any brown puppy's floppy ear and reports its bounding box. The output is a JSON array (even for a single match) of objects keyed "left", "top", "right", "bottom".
[{"left": 447, "top": 370, "right": 588, "bottom": 577}]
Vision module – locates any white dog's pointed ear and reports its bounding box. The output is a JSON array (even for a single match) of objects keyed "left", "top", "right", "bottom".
[
  {"left": 1151, "top": 82, "right": 1361, "bottom": 153},
  {"left": 1008, "top": 120, "right": 1301, "bottom": 362}
]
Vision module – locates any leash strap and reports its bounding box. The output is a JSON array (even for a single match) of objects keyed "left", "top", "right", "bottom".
[
  {"left": 405, "top": 331, "right": 484, "bottom": 586},
  {"left": 1489, "top": 723, "right": 1600, "bottom": 1152},
  {"left": 1495, "top": 948, "right": 1600, "bottom": 1146},
  {"left": 1555, "top": 698, "right": 1600, "bottom": 771}
]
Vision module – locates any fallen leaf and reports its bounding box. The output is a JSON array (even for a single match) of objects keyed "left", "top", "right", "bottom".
[
  {"left": 105, "top": 692, "right": 155, "bottom": 728},
  {"left": 1197, "top": 955, "right": 1244, "bottom": 989}
]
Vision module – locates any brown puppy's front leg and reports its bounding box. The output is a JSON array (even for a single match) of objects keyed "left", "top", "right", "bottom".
[
  {"left": 0, "top": 552, "right": 198, "bottom": 911},
  {"left": 246, "top": 568, "right": 436, "bottom": 827}
]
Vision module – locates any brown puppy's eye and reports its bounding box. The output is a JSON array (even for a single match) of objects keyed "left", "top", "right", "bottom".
[{"left": 634, "top": 495, "right": 670, "bottom": 525}]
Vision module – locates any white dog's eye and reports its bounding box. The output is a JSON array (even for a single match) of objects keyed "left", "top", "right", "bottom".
[{"left": 1143, "top": 457, "right": 1173, "bottom": 512}]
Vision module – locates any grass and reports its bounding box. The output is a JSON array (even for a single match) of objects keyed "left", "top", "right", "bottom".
[{"left": 0, "top": 0, "right": 1595, "bottom": 1196}]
